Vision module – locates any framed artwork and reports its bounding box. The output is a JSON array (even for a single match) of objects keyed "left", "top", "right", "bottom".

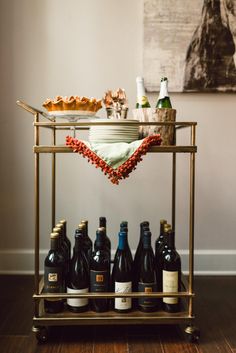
[{"left": 143, "top": 0, "right": 236, "bottom": 92}]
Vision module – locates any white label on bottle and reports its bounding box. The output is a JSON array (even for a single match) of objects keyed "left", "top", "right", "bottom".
[
  {"left": 163, "top": 270, "right": 178, "bottom": 304},
  {"left": 159, "top": 81, "right": 168, "bottom": 99},
  {"left": 67, "top": 287, "right": 88, "bottom": 308},
  {"left": 115, "top": 281, "right": 132, "bottom": 310}
]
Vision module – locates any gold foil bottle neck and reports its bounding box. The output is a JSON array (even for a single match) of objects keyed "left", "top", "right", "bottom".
[
  {"left": 164, "top": 223, "right": 172, "bottom": 233},
  {"left": 50, "top": 232, "right": 59, "bottom": 239}
]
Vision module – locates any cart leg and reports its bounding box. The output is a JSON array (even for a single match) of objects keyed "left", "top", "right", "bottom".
[
  {"left": 184, "top": 324, "right": 200, "bottom": 343},
  {"left": 32, "top": 325, "right": 49, "bottom": 343}
]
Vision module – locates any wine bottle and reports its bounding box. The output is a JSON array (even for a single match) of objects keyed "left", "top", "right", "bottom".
[
  {"left": 137, "top": 230, "right": 158, "bottom": 312},
  {"left": 59, "top": 220, "right": 71, "bottom": 260},
  {"left": 136, "top": 77, "right": 151, "bottom": 108},
  {"left": 44, "top": 232, "right": 65, "bottom": 313},
  {"left": 156, "top": 223, "right": 172, "bottom": 291},
  {"left": 67, "top": 230, "right": 89, "bottom": 312},
  {"left": 114, "top": 221, "right": 133, "bottom": 264},
  {"left": 133, "top": 221, "right": 150, "bottom": 271},
  {"left": 155, "top": 219, "right": 167, "bottom": 257},
  {"left": 112, "top": 229, "right": 133, "bottom": 312},
  {"left": 78, "top": 221, "right": 92, "bottom": 262},
  {"left": 156, "top": 77, "right": 172, "bottom": 108},
  {"left": 162, "top": 230, "right": 181, "bottom": 313},
  {"left": 98, "top": 217, "right": 111, "bottom": 252},
  {"left": 90, "top": 227, "right": 110, "bottom": 312},
  {"left": 53, "top": 226, "right": 69, "bottom": 280}
]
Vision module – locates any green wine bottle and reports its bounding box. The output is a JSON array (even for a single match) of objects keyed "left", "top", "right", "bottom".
[
  {"left": 136, "top": 77, "right": 151, "bottom": 108},
  {"left": 156, "top": 77, "right": 172, "bottom": 108}
]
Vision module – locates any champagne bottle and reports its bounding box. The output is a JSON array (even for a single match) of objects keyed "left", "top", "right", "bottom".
[
  {"left": 44, "top": 232, "right": 65, "bottom": 313},
  {"left": 67, "top": 230, "right": 89, "bottom": 312},
  {"left": 59, "top": 220, "right": 71, "bottom": 260},
  {"left": 90, "top": 227, "right": 110, "bottom": 312},
  {"left": 136, "top": 77, "right": 151, "bottom": 108},
  {"left": 112, "top": 229, "right": 133, "bottom": 312},
  {"left": 156, "top": 77, "right": 172, "bottom": 108},
  {"left": 78, "top": 221, "right": 93, "bottom": 262},
  {"left": 137, "top": 230, "right": 158, "bottom": 312},
  {"left": 162, "top": 230, "right": 181, "bottom": 313}
]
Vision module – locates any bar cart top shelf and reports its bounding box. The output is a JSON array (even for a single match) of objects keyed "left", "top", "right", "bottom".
[{"left": 17, "top": 100, "right": 197, "bottom": 154}]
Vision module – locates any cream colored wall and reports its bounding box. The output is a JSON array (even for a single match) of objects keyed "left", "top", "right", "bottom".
[{"left": 0, "top": 0, "right": 236, "bottom": 273}]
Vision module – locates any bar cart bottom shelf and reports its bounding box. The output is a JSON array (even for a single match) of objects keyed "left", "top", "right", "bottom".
[{"left": 33, "top": 306, "right": 199, "bottom": 343}]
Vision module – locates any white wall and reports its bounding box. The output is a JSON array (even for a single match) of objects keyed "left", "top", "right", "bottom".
[{"left": 0, "top": 0, "right": 236, "bottom": 274}]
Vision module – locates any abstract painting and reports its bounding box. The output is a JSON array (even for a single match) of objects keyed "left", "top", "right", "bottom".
[{"left": 143, "top": 0, "right": 236, "bottom": 92}]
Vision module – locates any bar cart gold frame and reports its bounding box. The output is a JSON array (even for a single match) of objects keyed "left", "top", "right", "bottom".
[{"left": 17, "top": 100, "right": 199, "bottom": 343}]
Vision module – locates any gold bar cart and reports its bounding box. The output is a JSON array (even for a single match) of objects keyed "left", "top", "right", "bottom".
[{"left": 17, "top": 101, "right": 199, "bottom": 343}]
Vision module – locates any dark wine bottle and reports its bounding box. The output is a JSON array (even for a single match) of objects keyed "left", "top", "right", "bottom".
[
  {"left": 78, "top": 221, "right": 92, "bottom": 263},
  {"left": 44, "top": 232, "right": 65, "bottom": 313},
  {"left": 133, "top": 221, "right": 150, "bottom": 291},
  {"left": 133, "top": 221, "right": 150, "bottom": 269},
  {"left": 53, "top": 226, "right": 68, "bottom": 275},
  {"left": 114, "top": 221, "right": 133, "bottom": 264},
  {"left": 137, "top": 230, "right": 158, "bottom": 312},
  {"left": 155, "top": 219, "right": 167, "bottom": 258},
  {"left": 90, "top": 227, "right": 110, "bottom": 312},
  {"left": 67, "top": 230, "right": 89, "bottom": 313},
  {"left": 156, "top": 223, "right": 172, "bottom": 291},
  {"left": 97, "top": 217, "right": 111, "bottom": 253},
  {"left": 162, "top": 230, "right": 181, "bottom": 313},
  {"left": 59, "top": 220, "right": 71, "bottom": 260},
  {"left": 112, "top": 229, "right": 133, "bottom": 312}
]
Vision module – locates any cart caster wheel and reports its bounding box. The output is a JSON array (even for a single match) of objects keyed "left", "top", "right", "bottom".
[
  {"left": 33, "top": 326, "right": 49, "bottom": 343},
  {"left": 185, "top": 325, "right": 200, "bottom": 343}
]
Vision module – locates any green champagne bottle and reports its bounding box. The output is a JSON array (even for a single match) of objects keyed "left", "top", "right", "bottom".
[
  {"left": 156, "top": 77, "right": 172, "bottom": 108},
  {"left": 136, "top": 77, "right": 151, "bottom": 108}
]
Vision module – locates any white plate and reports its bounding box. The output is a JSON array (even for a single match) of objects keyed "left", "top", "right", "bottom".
[
  {"left": 89, "top": 132, "right": 139, "bottom": 136},
  {"left": 47, "top": 110, "right": 98, "bottom": 120},
  {"left": 90, "top": 119, "right": 139, "bottom": 123}
]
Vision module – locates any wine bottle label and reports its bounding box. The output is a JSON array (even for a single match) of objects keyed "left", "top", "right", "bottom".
[
  {"left": 90, "top": 270, "right": 109, "bottom": 292},
  {"left": 138, "top": 282, "right": 157, "bottom": 308},
  {"left": 67, "top": 287, "right": 88, "bottom": 307},
  {"left": 44, "top": 266, "right": 64, "bottom": 301},
  {"left": 115, "top": 281, "right": 132, "bottom": 310},
  {"left": 159, "top": 81, "right": 168, "bottom": 100},
  {"left": 162, "top": 270, "right": 178, "bottom": 304},
  {"left": 137, "top": 96, "right": 149, "bottom": 106}
]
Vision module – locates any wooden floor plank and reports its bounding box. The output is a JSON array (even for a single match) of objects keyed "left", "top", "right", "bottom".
[
  {"left": 0, "top": 335, "right": 28, "bottom": 353},
  {"left": 0, "top": 275, "right": 33, "bottom": 335},
  {"left": 159, "top": 325, "right": 199, "bottom": 353},
  {"left": 194, "top": 277, "right": 234, "bottom": 353},
  {"left": 127, "top": 326, "right": 164, "bottom": 353},
  {"left": 60, "top": 326, "right": 94, "bottom": 353},
  {"left": 21, "top": 331, "right": 63, "bottom": 353},
  {"left": 92, "top": 326, "right": 128, "bottom": 353}
]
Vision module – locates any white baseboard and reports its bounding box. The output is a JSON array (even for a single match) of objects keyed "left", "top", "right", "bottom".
[{"left": 0, "top": 249, "right": 236, "bottom": 275}]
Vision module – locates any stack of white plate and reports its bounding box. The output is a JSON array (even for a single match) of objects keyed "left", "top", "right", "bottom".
[{"left": 89, "top": 119, "right": 139, "bottom": 144}]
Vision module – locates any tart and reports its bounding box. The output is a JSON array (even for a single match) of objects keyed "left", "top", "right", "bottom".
[{"left": 43, "top": 95, "right": 102, "bottom": 113}]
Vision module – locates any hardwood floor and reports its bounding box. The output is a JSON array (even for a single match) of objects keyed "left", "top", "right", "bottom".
[{"left": 0, "top": 276, "right": 235, "bottom": 352}]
